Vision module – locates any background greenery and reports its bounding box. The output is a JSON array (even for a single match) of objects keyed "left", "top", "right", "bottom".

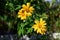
[{"left": 0, "top": 0, "right": 60, "bottom": 40}]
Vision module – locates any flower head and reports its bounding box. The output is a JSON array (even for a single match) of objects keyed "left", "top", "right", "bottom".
[
  {"left": 18, "top": 9, "right": 28, "bottom": 20},
  {"left": 17, "top": 3, "right": 34, "bottom": 20},
  {"left": 32, "top": 18, "right": 47, "bottom": 35},
  {"left": 22, "top": 3, "right": 34, "bottom": 14}
]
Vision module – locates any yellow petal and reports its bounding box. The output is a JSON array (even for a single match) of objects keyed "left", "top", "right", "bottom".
[
  {"left": 27, "top": 12, "right": 32, "bottom": 16},
  {"left": 27, "top": 3, "right": 30, "bottom": 7},
  {"left": 21, "top": 16, "right": 26, "bottom": 20},
  {"left": 37, "top": 29, "right": 41, "bottom": 33},
  {"left": 43, "top": 23, "right": 46, "bottom": 25},
  {"left": 34, "top": 20, "right": 39, "bottom": 24},
  {"left": 18, "top": 15, "right": 21, "bottom": 18},
  {"left": 29, "top": 6, "right": 34, "bottom": 12},
  {"left": 22, "top": 4, "right": 26, "bottom": 8},
  {"left": 32, "top": 24, "right": 38, "bottom": 31},
  {"left": 40, "top": 18, "right": 43, "bottom": 22}
]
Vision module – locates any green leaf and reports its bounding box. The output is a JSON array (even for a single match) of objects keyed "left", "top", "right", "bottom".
[
  {"left": 55, "top": 20, "right": 60, "bottom": 27},
  {"left": 21, "top": 22, "right": 28, "bottom": 27},
  {"left": 18, "top": 28, "right": 21, "bottom": 36},
  {"left": 15, "top": 5, "right": 21, "bottom": 10},
  {"left": 18, "top": 25, "right": 25, "bottom": 36},
  {"left": 0, "top": 16, "right": 4, "bottom": 20},
  {"left": 7, "top": 22, "right": 12, "bottom": 29},
  {"left": 36, "top": 6, "right": 40, "bottom": 9},
  {"left": 18, "top": 22, "right": 28, "bottom": 36},
  {"left": 8, "top": 3, "right": 15, "bottom": 12},
  {"left": 3, "top": 15, "right": 7, "bottom": 21},
  {"left": 41, "top": 13, "right": 48, "bottom": 19},
  {"left": 9, "top": 3, "right": 14, "bottom": 7},
  {"left": 24, "top": 0, "right": 27, "bottom": 3},
  {"left": 27, "top": 28, "right": 33, "bottom": 34}
]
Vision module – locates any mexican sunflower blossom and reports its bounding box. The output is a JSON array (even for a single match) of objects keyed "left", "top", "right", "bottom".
[
  {"left": 22, "top": 3, "right": 34, "bottom": 16},
  {"left": 32, "top": 18, "right": 47, "bottom": 35}
]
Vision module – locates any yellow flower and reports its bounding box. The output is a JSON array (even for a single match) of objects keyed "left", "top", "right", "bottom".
[
  {"left": 18, "top": 9, "right": 28, "bottom": 20},
  {"left": 32, "top": 18, "right": 47, "bottom": 35},
  {"left": 22, "top": 3, "right": 34, "bottom": 16},
  {"left": 17, "top": 3, "right": 34, "bottom": 20}
]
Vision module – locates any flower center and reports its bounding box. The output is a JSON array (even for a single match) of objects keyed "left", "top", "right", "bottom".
[
  {"left": 38, "top": 24, "right": 42, "bottom": 28},
  {"left": 21, "top": 14, "right": 25, "bottom": 16},
  {"left": 22, "top": 10, "right": 25, "bottom": 13}
]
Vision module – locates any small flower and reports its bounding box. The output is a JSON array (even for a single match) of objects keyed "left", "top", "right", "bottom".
[
  {"left": 22, "top": 3, "right": 34, "bottom": 15},
  {"left": 18, "top": 9, "right": 27, "bottom": 20},
  {"left": 32, "top": 18, "right": 47, "bottom": 35},
  {"left": 17, "top": 3, "right": 34, "bottom": 20}
]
